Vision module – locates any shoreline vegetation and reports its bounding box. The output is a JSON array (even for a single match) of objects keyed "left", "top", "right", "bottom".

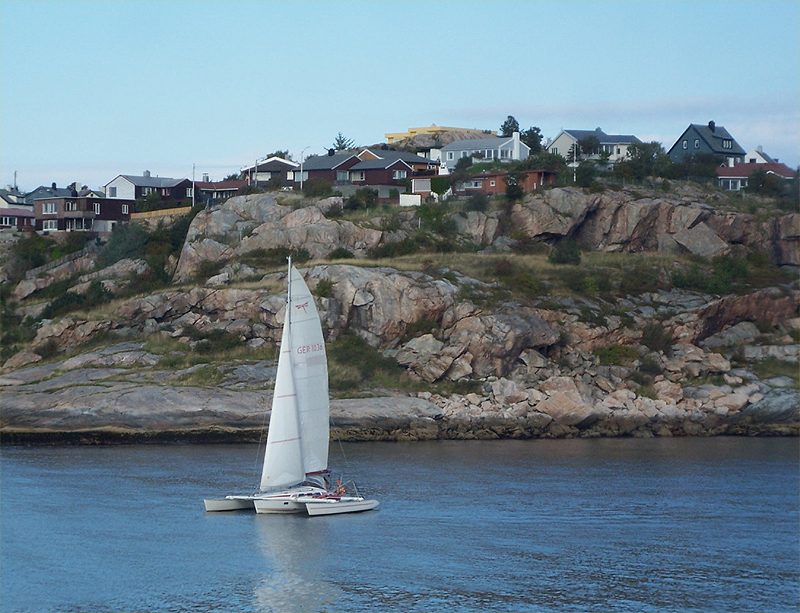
[{"left": 2, "top": 179, "right": 798, "bottom": 446}]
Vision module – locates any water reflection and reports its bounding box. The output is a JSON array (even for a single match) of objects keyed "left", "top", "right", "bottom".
[{"left": 252, "top": 514, "right": 342, "bottom": 612}]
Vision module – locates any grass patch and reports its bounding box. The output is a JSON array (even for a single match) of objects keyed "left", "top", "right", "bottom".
[
  {"left": 174, "top": 365, "right": 224, "bottom": 387},
  {"left": 751, "top": 358, "right": 799, "bottom": 385},
  {"left": 594, "top": 345, "right": 639, "bottom": 366}
]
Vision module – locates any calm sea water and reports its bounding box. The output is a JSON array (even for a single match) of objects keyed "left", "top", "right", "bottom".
[{"left": 1, "top": 438, "right": 798, "bottom": 612}]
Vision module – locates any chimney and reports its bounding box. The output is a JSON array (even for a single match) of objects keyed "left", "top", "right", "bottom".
[
  {"left": 757, "top": 145, "right": 763, "bottom": 152},
  {"left": 202, "top": 173, "right": 209, "bottom": 182},
  {"left": 328, "top": 149, "right": 335, "bottom": 156},
  {"left": 708, "top": 121, "right": 716, "bottom": 132},
  {"left": 143, "top": 170, "right": 151, "bottom": 178}
]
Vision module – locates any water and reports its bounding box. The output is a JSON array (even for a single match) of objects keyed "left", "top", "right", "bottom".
[{"left": 1, "top": 438, "right": 798, "bottom": 612}]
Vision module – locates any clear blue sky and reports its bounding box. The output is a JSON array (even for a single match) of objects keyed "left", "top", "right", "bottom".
[{"left": 2, "top": 0, "right": 798, "bottom": 191}]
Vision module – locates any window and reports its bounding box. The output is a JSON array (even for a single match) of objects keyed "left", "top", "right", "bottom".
[
  {"left": 109, "top": 186, "right": 117, "bottom": 197},
  {"left": 94, "top": 202, "right": 101, "bottom": 215},
  {"left": 1, "top": 216, "right": 15, "bottom": 226},
  {"left": 42, "top": 202, "right": 57, "bottom": 214},
  {"left": 122, "top": 204, "right": 129, "bottom": 215},
  {"left": 64, "top": 201, "right": 77, "bottom": 212},
  {"left": 161, "top": 188, "right": 170, "bottom": 196},
  {"left": 186, "top": 187, "right": 193, "bottom": 198},
  {"left": 43, "top": 219, "right": 58, "bottom": 231},
  {"left": 749, "top": 158, "right": 756, "bottom": 163},
  {"left": 694, "top": 139, "right": 700, "bottom": 149},
  {"left": 336, "top": 170, "right": 349, "bottom": 182},
  {"left": 392, "top": 170, "right": 407, "bottom": 180},
  {"left": 551, "top": 148, "right": 558, "bottom": 155},
  {"left": 447, "top": 152, "right": 454, "bottom": 160},
  {"left": 500, "top": 149, "right": 510, "bottom": 158},
  {"left": 723, "top": 139, "right": 732, "bottom": 149},
  {"left": 351, "top": 171, "right": 365, "bottom": 182},
  {"left": 460, "top": 151, "right": 469, "bottom": 158},
  {"left": 616, "top": 148, "right": 621, "bottom": 155},
  {"left": 490, "top": 180, "right": 496, "bottom": 187},
  {"left": 682, "top": 140, "right": 688, "bottom": 149}
]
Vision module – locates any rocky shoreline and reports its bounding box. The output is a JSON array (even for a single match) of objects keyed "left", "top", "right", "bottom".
[{"left": 2, "top": 190, "right": 798, "bottom": 444}]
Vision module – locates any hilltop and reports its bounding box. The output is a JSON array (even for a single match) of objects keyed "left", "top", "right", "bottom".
[{"left": 1, "top": 182, "right": 798, "bottom": 442}]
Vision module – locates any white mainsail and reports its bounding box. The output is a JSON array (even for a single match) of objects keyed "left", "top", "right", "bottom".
[{"left": 259, "top": 263, "right": 329, "bottom": 491}]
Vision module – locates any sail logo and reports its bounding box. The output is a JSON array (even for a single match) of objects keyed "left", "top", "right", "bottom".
[{"left": 295, "top": 301, "right": 309, "bottom": 313}]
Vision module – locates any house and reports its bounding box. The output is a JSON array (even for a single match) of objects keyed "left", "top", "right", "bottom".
[
  {"left": 34, "top": 196, "right": 135, "bottom": 234},
  {"left": 195, "top": 179, "right": 247, "bottom": 204},
  {"left": 440, "top": 132, "right": 530, "bottom": 169},
  {"left": 716, "top": 162, "right": 795, "bottom": 191},
  {"left": 668, "top": 121, "right": 746, "bottom": 167},
  {"left": 292, "top": 151, "right": 361, "bottom": 186},
  {"left": 745, "top": 146, "right": 779, "bottom": 165},
  {"left": 547, "top": 128, "right": 641, "bottom": 163},
  {"left": 240, "top": 157, "right": 299, "bottom": 187},
  {"left": 104, "top": 171, "right": 193, "bottom": 203},
  {"left": 0, "top": 207, "right": 35, "bottom": 231},
  {"left": 453, "top": 169, "right": 557, "bottom": 196},
  {"left": 1, "top": 186, "right": 30, "bottom": 209}
]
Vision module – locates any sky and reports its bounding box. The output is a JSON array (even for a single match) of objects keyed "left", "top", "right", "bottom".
[{"left": 1, "top": 0, "right": 798, "bottom": 191}]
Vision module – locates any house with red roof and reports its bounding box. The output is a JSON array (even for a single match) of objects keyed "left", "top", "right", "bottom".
[{"left": 716, "top": 162, "right": 795, "bottom": 191}]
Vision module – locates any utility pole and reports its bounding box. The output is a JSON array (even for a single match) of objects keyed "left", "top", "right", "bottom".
[
  {"left": 300, "top": 146, "right": 310, "bottom": 193},
  {"left": 192, "top": 164, "right": 196, "bottom": 207}
]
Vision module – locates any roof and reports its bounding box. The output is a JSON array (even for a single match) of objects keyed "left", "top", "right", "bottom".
[
  {"left": 359, "top": 149, "right": 433, "bottom": 165},
  {"left": 117, "top": 174, "right": 189, "bottom": 188},
  {"left": 241, "top": 156, "right": 299, "bottom": 172},
  {"left": 0, "top": 207, "right": 35, "bottom": 216},
  {"left": 300, "top": 152, "right": 359, "bottom": 171},
  {"left": 670, "top": 122, "right": 746, "bottom": 156},
  {"left": 25, "top": 186, "right": 76, "bottom": 201},
  {"left": 351, "top": 158, "right": 413, "bottom": 171},
  {"left": 716, "top": 162, "right": 795, "bottom": 179},
  {"left": 560, "top": 128, "right": 642, "bottom": 145}
]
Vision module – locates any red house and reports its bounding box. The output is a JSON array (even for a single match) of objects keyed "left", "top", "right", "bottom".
[{"left": 455, "top": 169, "right": 557, "bottom": 195}]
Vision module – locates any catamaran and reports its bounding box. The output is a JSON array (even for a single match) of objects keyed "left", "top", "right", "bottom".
[{"left": 204, "top": 258, "right": 379, "bottom": 516}]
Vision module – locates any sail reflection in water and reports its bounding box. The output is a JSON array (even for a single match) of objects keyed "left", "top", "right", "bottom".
[{"left": 252, "top": 516, "right": 341, "bottom": 611}]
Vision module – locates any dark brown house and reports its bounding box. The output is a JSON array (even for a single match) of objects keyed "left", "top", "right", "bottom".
[{"left": 34, "top": 196, "right": 135, "bottom": 235}]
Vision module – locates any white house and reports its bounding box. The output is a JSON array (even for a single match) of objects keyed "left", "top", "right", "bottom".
[
  {"left": 440, "top": 132, "right": 529, "bottom": 169},
  {"left": 548, "top": 128, "right": 641, "bottom": 163},
  {"left": 744, "top": 146, "right": 780, "bottom": 165}
]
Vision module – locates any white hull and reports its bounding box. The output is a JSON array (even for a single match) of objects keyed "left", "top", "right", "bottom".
[
  {"left": 204, "top": 496, "right": 255, "bottom": 512},
  {"left": 305, "top": 498, "right": 380, "bottom": 516}
]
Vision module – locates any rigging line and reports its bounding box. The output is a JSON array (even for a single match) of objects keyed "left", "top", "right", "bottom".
[
  {"left": 328, "top": 413, "right": 352, "bottom": 477},
  {"left": 253, "top": 395, "right": 270, "bottom": 490}
]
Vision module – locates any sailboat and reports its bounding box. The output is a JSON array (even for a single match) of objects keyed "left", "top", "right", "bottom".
[{"left": 204, "top": 258, "right": 379, "bottom": 516}]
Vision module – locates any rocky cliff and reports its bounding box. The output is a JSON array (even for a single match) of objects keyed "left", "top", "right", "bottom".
[{"left": 2, "top": 187, "right": 798, "bottom": 442}]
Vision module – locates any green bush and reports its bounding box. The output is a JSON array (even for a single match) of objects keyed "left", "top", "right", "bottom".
[
  {"left": 40, "top": 281, "right": 112, "bottom": 319},
  {"left": 313, "top": 279, "right": 334, "bottom": 298},
  {"left": 302, "top": 178, "right": 333, "bottom": 198},
  {"left": 368, "top": 238, "right": 419, "bottom": 259},
  {"left": 465, "top": 191, "right": 489, "bottom": 212},
  {"left": 641, "top": 322, "right": 673, "bottom": 355},
  {"left": 639, "top": 356, "right": 663, "bottom": 375},
  {"left": 548, "top": 238, "right": 581, "bottom": 265},
  {"left": 619, "top": 263, "right": 664, "bottom": 294},
  {"left": 344, "top": 188, "right": 379, "bottom": 211},
  {"left": 327, "top": 247, "right": 354, "bottom": 260},
  {"left": 594, "top": 344, "right": 639, "bottom": 365}
]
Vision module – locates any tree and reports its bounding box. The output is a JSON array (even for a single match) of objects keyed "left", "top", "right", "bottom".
[
  {"left": 223, "top": 172, "right": 241, "bottom": 181},
  {"left": 578, "top": 135, "right": 601, "bottom": 157},
  {"left": 499, "top": 115, "right": 520, "bottom": 137},
  {"left": 332, "top": 132, "right": 355, "bottom": 151},
  {"left": 576, "top": 162, "right": 597, "bottom": 188},
  {"left": 505, "top": 169, "right": 525, "bottom": 202},
  {"left": 268, "top": 150, "right": 291, "bottom": 160},
  {"left": 615, "top": 141, "right": 670, "bottom": 180},
  {"left": 520, "top": 127, "right": 542, "bottom": 153}
]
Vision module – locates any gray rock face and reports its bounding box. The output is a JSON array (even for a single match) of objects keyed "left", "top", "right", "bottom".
[
  {"left": 510, "top": 187, "right": 797, "bottom": 264},
  {"left": 173, "top": 194, "right": 383, "bottom": 281}
]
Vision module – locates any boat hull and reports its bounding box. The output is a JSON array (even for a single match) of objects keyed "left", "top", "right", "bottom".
[
  {"left": 253, "top": 497, "right": 306, "bottom": 514},
  {"left": 203, "top": 497, "right": 255, "bottom": 512},
  {"left": 305, "top": 498, "right": 380, "bottom": 516}
]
